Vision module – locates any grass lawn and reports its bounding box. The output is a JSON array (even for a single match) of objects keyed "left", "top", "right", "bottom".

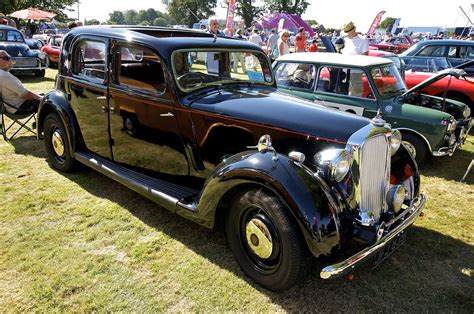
[{"left": 0, "top": 68, "right": 473, "bottom": 311}]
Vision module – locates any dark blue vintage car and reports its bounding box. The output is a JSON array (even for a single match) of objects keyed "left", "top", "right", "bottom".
[
  {"left": 0, "top": 25, "right": 48, "bottom": 76},
  {"left": 37, "top": 26, "right": 426, "bottom": 291}
]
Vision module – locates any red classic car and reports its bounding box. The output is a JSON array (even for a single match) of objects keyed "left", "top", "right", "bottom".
[
  {"left": 369, "top": 50, "right": 474, "bottom": 111},
  {"left": 369, "top": 35, "right": 414, "bottom": 54},
  {"left": 40, "top": 34, "right": 63, "bottom": 66}
]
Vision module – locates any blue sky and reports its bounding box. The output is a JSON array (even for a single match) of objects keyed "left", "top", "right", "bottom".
[{"left": 69, "top": 0, "right": 474, "bottom": 30}]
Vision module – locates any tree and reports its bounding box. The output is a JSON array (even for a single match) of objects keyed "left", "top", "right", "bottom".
[
  {"left": 380, "top": 17, "right": 396, "bottom": 30},
  {"left": 146, "top": 8, "right": 158, "bottom": 22},
  {"left": 0, "top": 0, "right": 79, "bottom": 21},
  {"left": 263, "top": 0, "right": 309, "bottom": 15},
  {"left": 108, "top": 10, "right": 125, "bottom": 25},
  {"left": 167, "top": 0, "right": 217, "bottom": 27},
  {"left": 236, "top": 0, "right": 263, "bottom": 29},
  {"left": 123, "top": 10, "right": 138, "bottom": 25}
]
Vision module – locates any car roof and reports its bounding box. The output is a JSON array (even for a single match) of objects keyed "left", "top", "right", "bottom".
[
  {"left": 0, "top": 25, "right": 20, "bottom": 31},
  {"left": 412, "top": 39, "right": 474, "bottom": 46},
  {"left": 65, "top": 25, "right": 264, "bottom": 54},
  {"left": 276, "top": 52, "right": 393, "bottom": 67}
]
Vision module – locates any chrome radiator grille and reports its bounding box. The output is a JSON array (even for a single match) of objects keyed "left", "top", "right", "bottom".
[
  {"left": 12, "top": 58, "right": 38, "bottom": 67},
  {"left": 358, "top": 134, "right": 391, "bottom": 222}
]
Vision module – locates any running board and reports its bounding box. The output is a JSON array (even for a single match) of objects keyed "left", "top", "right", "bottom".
[{"left": 75, "top": 151, "right": 199, "bottom": 213}]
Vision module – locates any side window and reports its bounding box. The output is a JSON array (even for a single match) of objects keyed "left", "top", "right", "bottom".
[
  {"left": 417, "top": 45, "right": 445, "bottom": 57},
  {"left": 467, "top": 47, "right": 474, "bottom": 58},
  {"left": 117, "top": 44, "right": 165, "bottom": 93},
  {"left": 318, "top": 66, "right": 375, "bottom": 99},
  {"left": 73, "top": 40, "right": 106, "bottom": 81},
  {"left": 274, "top": 62, "right": 315, "bottom": 90}
]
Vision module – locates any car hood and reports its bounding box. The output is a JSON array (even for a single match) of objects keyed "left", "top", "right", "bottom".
[
  {"left": 0, "top": 42, "right": 36, "bottom": 57},
  {"left": 401, "top": 68, "right": 467, "bottom": 97},
  {"left": 186, "top": 87, "right": 371, "bottom": 144}
]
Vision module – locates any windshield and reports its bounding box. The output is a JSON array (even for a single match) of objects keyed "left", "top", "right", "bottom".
[
  {"left": 370, "top": 64, "right": 407, "bottom": 98},
  {"left": 172, "top": 49, "right": 273, "bottom": 92},
  {"left": 402, "top": 56, "right": 450, "bottom": 73}
]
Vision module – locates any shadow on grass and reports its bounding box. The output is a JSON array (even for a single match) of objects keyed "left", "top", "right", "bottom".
[
  {"left": 421, "top": 148, "right": 474, "bottom": 184},
  {"left": 8, "top": 135, "right": 45, "bottom": 159},
  {"left": 16, "top": 73, "right": 56, "bottom": 84},
  {"left": 53, "top": 167, "right": 474, "bottom": 312}
]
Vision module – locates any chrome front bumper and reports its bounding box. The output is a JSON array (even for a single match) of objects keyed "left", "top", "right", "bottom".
[
  {"left": 433, "top": 118, "right": 472, "bottom": 157},
  {"left": 320, "top": 193, "right": 426, "bottom": 279}
]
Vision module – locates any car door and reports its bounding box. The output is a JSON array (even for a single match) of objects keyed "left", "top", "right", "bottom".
[
  {"left": 65, "top": 36, "right": 110, "bottom": 158},
  {"left": 107, "top": 42, "right": 189, "bottom": 176}
]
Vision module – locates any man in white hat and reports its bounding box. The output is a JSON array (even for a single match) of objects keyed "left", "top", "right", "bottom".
[{"left": 341, "top": 21, "right": 368, "bottom": 56}]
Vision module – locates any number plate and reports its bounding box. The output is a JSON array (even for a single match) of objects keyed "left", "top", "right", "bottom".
[{"left": 371, "top": 231, "right": 407, "bottom": 269}]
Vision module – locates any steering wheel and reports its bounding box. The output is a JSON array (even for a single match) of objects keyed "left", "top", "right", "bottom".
[{"left": 177, "top": 72, "right": 204, "bottom": 88}]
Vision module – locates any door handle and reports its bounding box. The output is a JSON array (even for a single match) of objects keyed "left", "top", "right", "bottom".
[
  {"left": 160, "top": 112, "right": 175, "bottom": 117},
  {"left": 97, "top": 96, "right": 107, "bottom": 100}
]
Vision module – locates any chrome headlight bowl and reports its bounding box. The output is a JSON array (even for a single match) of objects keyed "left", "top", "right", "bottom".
[
  {"left": 386, "top": 185, "right": 406, "bottom": 214},
  {"left": 446, "top": 119, "right": 457, "bottom": 133},
  {"left": 388, "top": 129, "right": 402, "bottom": 156},
  {"left": 315, "top": 148, "right": 353, "bottom": 182}
]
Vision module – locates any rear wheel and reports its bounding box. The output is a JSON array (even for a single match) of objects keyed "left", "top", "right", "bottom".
[
  {"left": 44, "top": 113, "right": 76, "bottom": 172},
  {"left": 226, "top": 189, "right": 308, "bottom": 291},
  {"left": 402, "top": 133, "right": 428, "bottom": 166}
]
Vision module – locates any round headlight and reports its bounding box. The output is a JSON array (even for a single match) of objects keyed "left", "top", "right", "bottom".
[
  {"left": 463, "top": 106, "right": 471, "bottom": 119},
  {"left": 386, "top": 185, "right": 406, "bottom": 214},
  {"left": 446, "top": 119, "right": 457, "bottom": 133},
  {"left": 388, "top": 129, "right": 402, "bottom": 156},
  {"left": 315, "top": 149, "right": 353, "bottom": 182}
]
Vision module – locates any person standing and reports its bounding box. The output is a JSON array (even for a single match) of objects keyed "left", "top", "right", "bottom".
[
  {"left": 248, "top": 28, "right": 264, "bottom": 47},
  {"left": 308, "top": 39, "right": 319, "bottom": 52},
  {"left": 233, "top": 29, "right": 246, "bottom": 73},
  {"left": 0, "top": 50, "right": 42, "bottom": 114},
  {"left": 208, "top": 18, "right": 223, "bottom": 35},
  {"left": 266, "top": 29, "right": 279, "bottom": 60},
  {"left": 277, "top": 30, "right": 291, "bottom": 57},
  {"left": 294, "top": 27, "right": 307, "bottom": 52},
  {"left": 341, "top": 21, "right": 368, "bottom": 56}
]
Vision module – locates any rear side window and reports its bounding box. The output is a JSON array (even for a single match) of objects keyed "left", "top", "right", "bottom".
[
  {"left": 274, "top": 62, "right": 315, "bottom": 91},
  {"left": 73, "top": 40, "right": 106, "bottom": 81},
  {"left": 417, "top": 45, "right": 446, "bottom": 57},
  {"left": 448, "top": 46, "right": 469, "bottom": 58},
  {"left": 116, "top": 44, "right": 165, "bottom": 94},
  {"left": 316, "top": 66, "right": 375, "bottom": 99}
]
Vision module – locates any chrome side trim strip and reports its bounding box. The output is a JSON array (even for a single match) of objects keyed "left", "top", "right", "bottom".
[{"left": 320, "top": 193, "right": 426, "bottom": 279}]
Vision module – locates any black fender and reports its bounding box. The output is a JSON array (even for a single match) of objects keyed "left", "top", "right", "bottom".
[
  {"left": 392, "top": 142, "right": 421, "bottom": 197},
  {"left": 38, "top": 90, "right": 80, "bottom": 158},
  {"left": 179, "top": 150, "right": 342, "bottom": 258}
]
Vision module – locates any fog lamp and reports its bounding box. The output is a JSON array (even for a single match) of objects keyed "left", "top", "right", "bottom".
[
  {"left": 386, "top": 185, "right": 406, "bottom": 214},
  {"left": 463, "top": 106, "right": 471, "bottom": 119},
  {"left": 448, "top": 133, "right": 456, "bottom": 146}
]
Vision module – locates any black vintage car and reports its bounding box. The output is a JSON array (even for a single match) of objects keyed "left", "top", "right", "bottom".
[{"left": 38, "top": 26, "right": 426, "bottom": 291}]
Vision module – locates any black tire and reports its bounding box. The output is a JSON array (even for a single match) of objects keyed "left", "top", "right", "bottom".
[
  {"left": 43, "top": 113, "right": 76, "bottom": 172},
  {"left": 226, "top": 189, "right": 308, "bottom": 291},
  {"left": 402, "top": 133, "right": 428, "bottom": 166},
  {"left": 35, "top": 69, "right": 46, "bottom": 77}
]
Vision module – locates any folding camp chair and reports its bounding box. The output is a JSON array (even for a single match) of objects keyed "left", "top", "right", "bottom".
[{"left": 0, "top": 99, "right": 37, "bottom": 141}]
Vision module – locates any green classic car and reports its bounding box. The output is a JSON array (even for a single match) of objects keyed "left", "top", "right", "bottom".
[{"left": 273, "top": 53, "right": 472, "bottom": 165}]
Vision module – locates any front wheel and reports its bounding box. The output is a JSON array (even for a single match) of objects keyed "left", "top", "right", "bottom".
[
  {"left": 226, "top": 189, "right": 309, "bottom": 291},
  {"left": 402, "top": 133, "right": 428, "bottom": 166},
  {"left": 43, "top": 113, "right": 76, "bottom": 172}
]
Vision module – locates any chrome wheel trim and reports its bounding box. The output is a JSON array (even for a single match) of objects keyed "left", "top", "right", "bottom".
[
  {"left": 403, "top": 141, "right": 416, "bottom": 158},
  {"left": 52, "top": 129, "right": 65, "bottom": 157},
  {"left": 245, "top": 217, "right": 273, "bottom": 259}
]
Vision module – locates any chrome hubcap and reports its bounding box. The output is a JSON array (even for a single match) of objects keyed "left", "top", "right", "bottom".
[
  {"left": 52, "top": 129, "right": 65, "bottom": 157},
  {"left": 245, "top": 217, "right": 273, "bottom": 259},
  {"left": 403, "top": 141, "right": 416, "bottom": 158}
]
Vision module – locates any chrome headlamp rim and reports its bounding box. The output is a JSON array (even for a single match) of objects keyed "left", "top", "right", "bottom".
[
  {"left": 388, "top": 129, "right": 402, "bottom": 156},
  {"left": 446, "top": 119, "right": 457, "bottom": 133},
  {"left": 314, "top": 148, "right": 353, "bottom": 182}
]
